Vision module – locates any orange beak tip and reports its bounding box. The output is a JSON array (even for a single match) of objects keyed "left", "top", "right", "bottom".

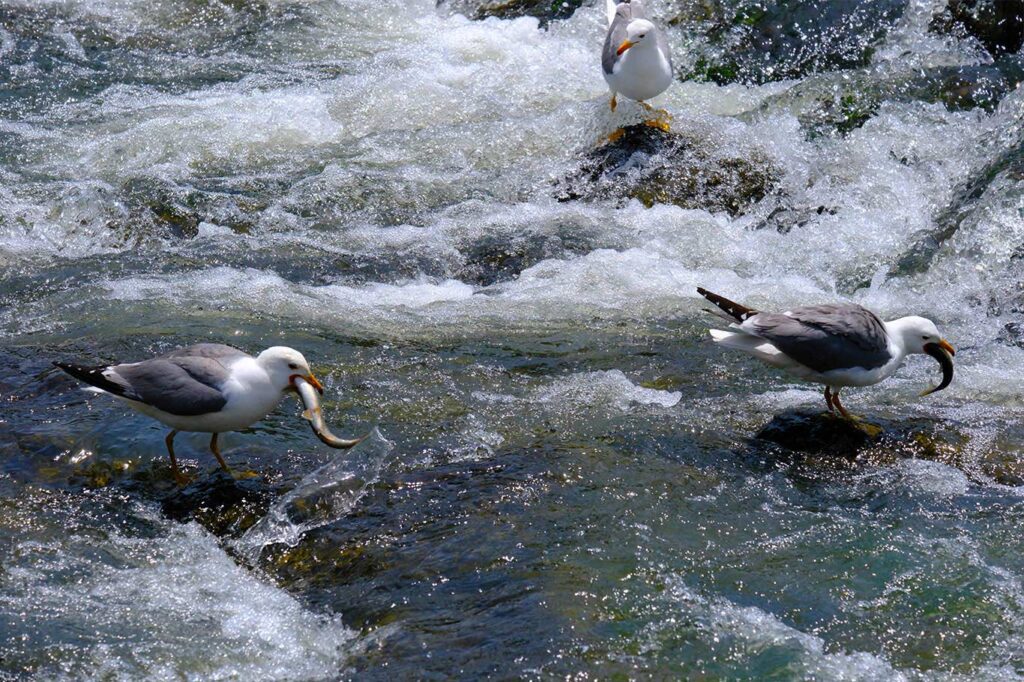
[
  {"left": 308, "top": 375, "right": 325, "bottom": 394},
  {"left": 616, "top": 40, "right": 634, "bottom": 55},
  {"left": 939, "top": 339, "right": 956, "bottom": 356}
]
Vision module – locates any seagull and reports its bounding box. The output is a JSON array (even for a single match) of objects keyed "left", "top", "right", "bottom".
[
  {"left": 602, "top": 0, "right": 673, "bottom": 115},
  {"left": 697, "top": 288, "right": 956, "bottom": 419},
  {"left": 54, "top": 344, "right": 326, "bottom": 484}
]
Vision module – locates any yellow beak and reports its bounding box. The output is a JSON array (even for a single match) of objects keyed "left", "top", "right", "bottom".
[
  {"left": 938, "top": 338, "right": 955, "bottom": 356},
  {"left": 291, "top": 372, "right": 325, "bottom": 394},
  {"left": 305, "top": 373, "right": 325, "bottom": 394},
  {"left": 616, "top": 39, "right": 635, "bottom": 56}
]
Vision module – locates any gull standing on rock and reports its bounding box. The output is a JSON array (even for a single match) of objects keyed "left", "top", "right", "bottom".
[
  {"left": 697, "top": 288, "right": 956, "bottom": 419},
  {"left": 602, "top": 0, "right": 673, "bottom": 120},
  {"left": 54, "top": 344, "right": 358, "bottom": 484}
]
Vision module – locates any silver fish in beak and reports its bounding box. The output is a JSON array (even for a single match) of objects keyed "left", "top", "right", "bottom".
[
  {"left": 294, "top": 376, "right": 366, "bottom": 449},
  {"left": 920, "top": 339, "right": 955, "bottom": 397}
]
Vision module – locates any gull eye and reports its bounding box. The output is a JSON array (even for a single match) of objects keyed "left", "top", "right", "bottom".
[
  {"left": 921, "top": 335, "right": 929, "bottom": 340},
  {"left": 288, "top": 362, "right": 298, "bottom": 370}
]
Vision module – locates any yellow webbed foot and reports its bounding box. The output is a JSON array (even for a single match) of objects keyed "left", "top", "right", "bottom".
[{"left": 605, "top": 128, "right": 626, "bottom": 144}]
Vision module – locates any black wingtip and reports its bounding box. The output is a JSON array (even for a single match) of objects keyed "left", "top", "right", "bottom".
[
  {"left": 53, "top": 361, "right": 127, "bottom": 397},
  {"left": 696, "top": 287, "right": 758, "bottom": 322}
]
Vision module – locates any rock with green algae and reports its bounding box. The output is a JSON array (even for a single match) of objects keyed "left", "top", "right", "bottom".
[
  {"left": 754, "top": 409, "right": 1024, "bottom": 486},
  {"left": 554, "top": 124, "right": 779, "bottom": 216},
  {"left": 674, "top": 0, "right": 907, "bottom": 85},
  {"left": 754, "top": 410, "right": 968, "bottom": 466},
  {"left": 436, "top": 0, "right": 587, "bottom": 25}
]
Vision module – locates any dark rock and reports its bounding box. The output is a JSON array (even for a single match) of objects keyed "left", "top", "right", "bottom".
[
  {"left": 121, "top": 177, "right": 202, "bottom": 239},
  {"left": 754, "top": 409, "right": 970, "bottom": 470},
  {"left": 677, "top": 0, "right": 908, "bottom": 85},
  {"left": 752, "top": 55, "right": 1024, "bottom": 145},
  {"left": 555, "top": 124, "right": 779, "bottom": 215},
  {"left": 437, "top": 0, "right": 588, "bottom": 25},
  {"left": 756, "top": 410, "right": 880, "bottom": 458},
  {"left": 931, "top": 0, "right": 1024, "bottom": 57},
  {"left": 159, "top": 471, "right": 274, "bottom": 537},
  {"left": 456, "top": 228, "right": 596, "bottom": 286}
]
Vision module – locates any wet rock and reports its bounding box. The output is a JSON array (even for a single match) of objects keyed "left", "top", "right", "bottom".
[
  {"left": 754, "top": 409, "right": 971, "bottom": 470},
  {"left": 890, "top": 127, "right": 1024, "bottom": 278},
  {"left": 676, "top": 0, "right": 908, "bottom": 85},
  {"left": 159, "top": 471, "right": 274, "bottom": 537},
  {"left": 437, "top": 0, "right": 588, "bottom": 24},
  {"left": 555, "top": 124, "right": 779, "bottom": 215},
  {"left": 930, "top": 0, "right": 1024, "bottom": 57},
  {"left": 457, "top": 228, "right": 596, "bottom": 286},
  {"left": 121, "top": 177, "right": 202, "bottom": 239}
]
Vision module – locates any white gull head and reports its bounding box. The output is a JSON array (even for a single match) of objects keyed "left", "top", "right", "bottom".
[{"left": 256, "top": 346, "right": 323, "bottom": 394}]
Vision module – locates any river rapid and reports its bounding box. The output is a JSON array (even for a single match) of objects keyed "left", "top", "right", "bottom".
[{"left": 2, "top": 0, "right": 1024, "bottom": 679}]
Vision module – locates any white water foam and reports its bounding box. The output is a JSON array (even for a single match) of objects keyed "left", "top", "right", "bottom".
[{"left": 0, "top": 499, "right": 351, "bottom": 681}]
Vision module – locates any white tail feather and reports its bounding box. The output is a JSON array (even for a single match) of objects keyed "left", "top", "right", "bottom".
[
  {"left": 708, "top": 329, "right": 793, "bottom": 368},
  {"left": 606, "top": 0, "right": 618, "bottom": 25}
]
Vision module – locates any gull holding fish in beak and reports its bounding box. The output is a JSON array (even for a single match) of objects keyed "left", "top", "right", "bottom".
[
  {"left": 55, "top": 344, "right": 364, "bottom": 484},
  {"left": 602, "top": 0, "right": 673, "bottom": 128},
  {"left": 697, "top": 288, "right": 955, "bottom": 420}
]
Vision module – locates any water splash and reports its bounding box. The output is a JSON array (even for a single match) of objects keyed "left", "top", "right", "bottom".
[{"left": 234, "top": 428, "right": 394, "bottom": 562}]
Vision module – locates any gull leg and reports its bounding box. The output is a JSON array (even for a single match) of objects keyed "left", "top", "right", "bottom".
[
  {"left": 210, "top": 433, "right": 232, "bottom": 474},
  {"left": 165, "top": 430, "right": 188, "bottom": 485},
  {"left": 824, "top": 386, "right": 836, "bottom": 413},
  {"left": 832, "top": 390, "right": 858, "bottom": 422},
  {"left": 610, "top": 92, "right": 617, "bottom": 111}
]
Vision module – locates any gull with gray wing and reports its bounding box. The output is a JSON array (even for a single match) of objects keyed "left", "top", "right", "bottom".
[
  {"left": 602, "top": 0, "right": 673, "bottom": 114},
  {"left": 697, "top": 288, "right": 956, "bottom": 418},
  {"left": 54, "top": 343, "right": 351, "bottom": 484}
]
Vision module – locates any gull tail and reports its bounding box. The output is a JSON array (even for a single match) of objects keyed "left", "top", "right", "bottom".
[
  {"left": 697, "top": 287, "right": 759, "bottom": 323},
  {"left": 709, "top": 330, "right": 791, "bottom": 368},
  {"left": 53, "top": 361, "right": 125, "bottom": 398}
]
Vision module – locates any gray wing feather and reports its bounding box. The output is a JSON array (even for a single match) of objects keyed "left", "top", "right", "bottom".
[
  {"left": 602, "top": 4, "right": 632, "bottom": 74},
  {"left": 107, "top": 344, "right": 246, "bottom": 416},
  {"left": 747, "top": 304, "right": 891, "bottom": 373}
]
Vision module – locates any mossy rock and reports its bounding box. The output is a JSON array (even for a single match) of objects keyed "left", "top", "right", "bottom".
[
  {"left": 555, "top": 124, "right": 779, "bottom": 216},
  {"left": 754, "top": 409, "right": 971, "bottom": 470},
  {"left": 676, "top": 0, "right": 907, "bottom": 85},
  {"left": 159, "top": 471, "right": 274, "bottom": 536},
  {"left": 437, "top": 0, "right": 587, "bottom": 25}
]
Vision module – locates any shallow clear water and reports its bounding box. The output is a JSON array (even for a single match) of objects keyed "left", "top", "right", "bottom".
[{"left": 2, "top": 0, "right": 1024, "bottom": 678}]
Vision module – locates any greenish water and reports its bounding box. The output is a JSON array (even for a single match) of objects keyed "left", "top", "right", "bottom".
[{"left": 2, "top": 0, "right": 1024, "bottom": 679}]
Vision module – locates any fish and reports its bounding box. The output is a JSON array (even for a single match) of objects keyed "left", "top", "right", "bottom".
[
  {"left": 920, "top": 342, "right": 955, "bottom": 397},
  {"left": 294, "top": 376, "right": 366, "bottom": 449}
]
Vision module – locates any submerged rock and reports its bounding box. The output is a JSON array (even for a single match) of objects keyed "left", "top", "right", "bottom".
[
  {"left": 676, "top": 0, "right": 907, "bottom": 85},
  {"left": 754, "top": 410, "right": 1024, "bottom": 486},
  {"left": 931, "top": 0, "right": 1024, "bottom": 57},
  {"left": 555, "top": 124, "right": 779, "bottom": 215},
  {"left": 754, "top": 410, "right": 968, "bottom": 465},
  {"left": 159, "top": 471, "right": 275, "bottom": 537},
  {"left": 758, "top": 59, "right": 1024, "bottom": 140},
  {"left": 436, "top": 0, "right": 588, "bottom": 24}
]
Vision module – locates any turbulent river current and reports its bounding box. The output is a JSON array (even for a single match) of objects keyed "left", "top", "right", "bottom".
[{"left": 2, "top": 0, "right": 1024, "bottom": 678}]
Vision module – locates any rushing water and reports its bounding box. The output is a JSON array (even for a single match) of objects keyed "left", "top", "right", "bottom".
[{"left": 2, "top": 0, "right": 1024, "bottom": 678}]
